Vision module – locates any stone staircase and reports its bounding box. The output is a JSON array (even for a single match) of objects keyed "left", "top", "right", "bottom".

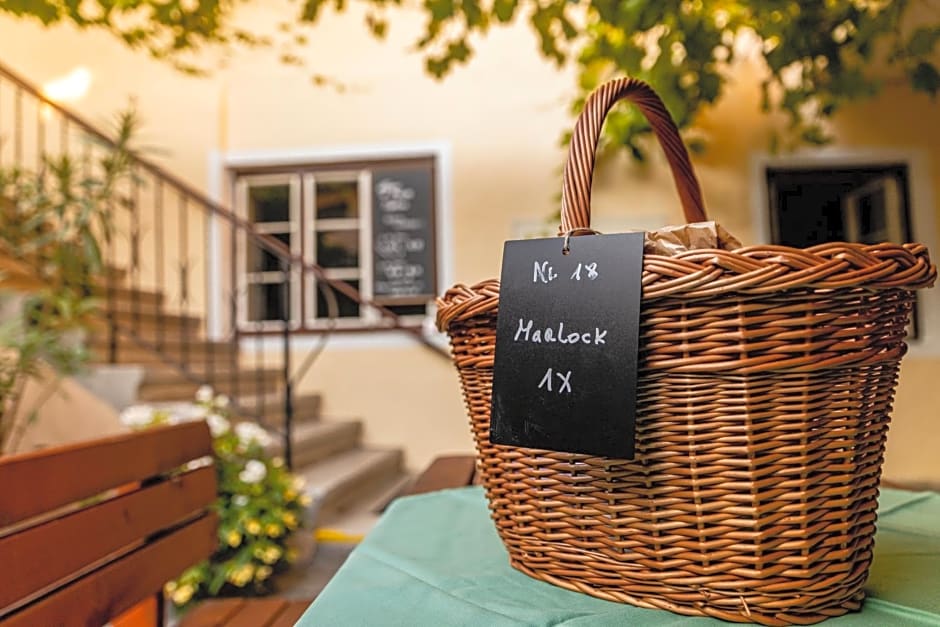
[{"left": 87, "top": 281, "right": 414, "bottom": 538}]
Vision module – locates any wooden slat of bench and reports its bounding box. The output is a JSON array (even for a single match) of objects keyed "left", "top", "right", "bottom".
[
  {"left": 406, "top": 455, "right": 477, "bottom": 496},
  {"left": 1, "top": 512, "right": 217, "bottom": 627},
  {"left": 223, "top": 598, "right": 288, "bottom": 627},
  {"left": 0, "top": 422, "right": 212, "bottom": 527},
  {"left": 178, "top": 598, "right": 246, "bottom": 627},
  {"left": 0, "top": 465, "right": 215, "bottom": 613},
  {"left": 267, "top": 600, "right": 312, "bottom": 627}
]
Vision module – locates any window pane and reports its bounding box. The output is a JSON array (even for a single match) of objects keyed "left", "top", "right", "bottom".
[
  {"left": 247, "top": 282, "right": 287, "bottom": 322},
  {"left": 387, "top": 303, "right": 427, "bottom": 317},
  {"left": 247, "top": 233, "right": 290, "bottom": 272},
  {"left": 316, "top": 230, "right": 359, "bottom": 268},
  {"left": 316, "top": 280, "right": 360, "bottom": 319},
  {"left": 248, "top": 184, "right": 290, "bottom": 223},
  {"left": 316, "top": 180, "right": 358, "bottom": 219},
  {"left": 858, "top": 191, "right": 887, "bottom": 241}
]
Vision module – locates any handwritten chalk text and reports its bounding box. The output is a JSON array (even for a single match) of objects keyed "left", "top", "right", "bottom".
[
  {"left": 514, "top": 318, "right": 608, "bottom": 346},
  {"left": 538, "top": 368, "right": 572, "bottom": 394}
]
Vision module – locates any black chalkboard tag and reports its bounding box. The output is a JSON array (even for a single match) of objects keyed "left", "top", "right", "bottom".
[{"left": 490, "top": 232, "right": 644, "bottom": 459}]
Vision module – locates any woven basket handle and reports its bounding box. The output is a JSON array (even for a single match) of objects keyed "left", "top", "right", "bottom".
[{"left": 561, "top": 78, "right": 708, "bottom": 233}]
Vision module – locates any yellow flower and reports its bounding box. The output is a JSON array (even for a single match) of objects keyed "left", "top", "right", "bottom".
[
  {"left": 227, "top": 564, "right": 255, "bottom": 587},
  {"left": 171, "top": 584, "right": 195, "bottom": 605},
  {"left": 226, "top": 530, "right": 242, "bottom": 548},
  {"left": 245, "top": 519, "right": 262, "bottom": 535},
  {"left": 286, "top": 548, "right": 298, "bottom": 563},
  {"left": 282, "top": 512, "right": 298, "bottom": 529},
  {"left": 299, "top": 494, "right": 313, "bottom": 507},
  {"left": 284, "top": 488, "right": 297, "bottom": 501},
  {"left": 265, "top": 523, "right": 283, "bottom": 538},
  {"left": 262, "top": 546, "right": 282, "bottom": 564},
  {"left": 255, "top": 565, "right": 273, "bottom": 581},
  {"left": 272, "top": 456, "right": 284, "bottom": 468},
  {"left": 164, "top": 581, "right": 177, "bottom": 595}
]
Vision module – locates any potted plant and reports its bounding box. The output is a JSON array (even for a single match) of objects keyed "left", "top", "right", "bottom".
[{"left": 0, "top": 111, "right": 136, "bottom": 453}]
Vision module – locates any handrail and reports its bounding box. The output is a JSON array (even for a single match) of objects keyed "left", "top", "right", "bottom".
[
  {"left": 0, "top": 59, "right": 448, "bottom": 356},
  {"left": 0, "top": 58, "right": 450, "bottom": 470}
]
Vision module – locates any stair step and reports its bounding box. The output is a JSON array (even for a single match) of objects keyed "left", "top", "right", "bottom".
[
  {"left": 100, "top": 265, "right": 128, "bottom": 282},
  {"left": 87, "top": 339, "right": 238, "bottom": 364},
  {"left": 234, "top": 394, "right": 322, "bottom": 424},
  {"left": 299, "top": 448, "right": 403, "bottom": 515},
  {"left": 141, "top": 363, "right": 282, "bottom": 385},
  {"left": 315, "top": 473, "right": 414, "bottom": 538},
  {"left": 137, "top": 374, "right": 281, "bottom": 402},
  {"left": 280, "top": 420, "right": 361, "bottom": 469},
  {"left": 90, "top": 309, "right": 202, "bottom": 333},
  {"left": 357, "top": 472, "right": 415, "bottom": 515},
  {"left": 92, "top": 285, "right": 164, "bottom": 308},
  {"left": 96, "top": 299, "right": 180, "bottom": 318},
  {"left": 83, "top": 326, "right": 204, "bottom": 348}
]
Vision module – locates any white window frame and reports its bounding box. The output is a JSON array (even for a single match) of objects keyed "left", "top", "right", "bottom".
[
  {"left": 841, "top": 175, "right": 905, "bottom": 244},
  {"left": 207, "top": 142, "right": 454, "bottom": 349},
  {"left": 751, "top": 148, "right": 940, "bottom": 354},
  {"left": 234, "top": 173, "right": 303, "bottom": 332},
  {"left": 303, "top": 170, "right": 382, "bottom": 329}
]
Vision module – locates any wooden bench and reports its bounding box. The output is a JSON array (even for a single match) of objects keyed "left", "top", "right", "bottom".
[
  {"left": 406, "top": 455, "right": 477, "bottom": 496},
  {"left": 0, "top": 421, "right": 217, "bottom": 626},
  {"left": 176, "top": 597, "right": 310, "bottom": 627}
]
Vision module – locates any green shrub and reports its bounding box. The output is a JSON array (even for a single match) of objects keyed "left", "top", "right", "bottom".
[{"left": 121, "top": 386, "right": 310, "bottom": 607}]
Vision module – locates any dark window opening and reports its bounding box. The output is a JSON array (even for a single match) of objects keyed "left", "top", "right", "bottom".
[
  {"left": 234, "top": 157, "right": 437, "bottom": 332},
  {"left": 766, "top": 163, "right": 920, "bottom": 339}
]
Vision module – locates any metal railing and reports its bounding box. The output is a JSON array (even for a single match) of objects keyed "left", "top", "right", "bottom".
[{"left": 0, "top": 59, "right": 447, "bottom": 468}]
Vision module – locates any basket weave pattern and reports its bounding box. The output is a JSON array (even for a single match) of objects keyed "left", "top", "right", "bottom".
[{"left": 437, "top": 78, "right": 936, "bottom": 626}]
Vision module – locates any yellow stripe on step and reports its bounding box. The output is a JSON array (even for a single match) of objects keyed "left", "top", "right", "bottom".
[{"left": 316, "top": 528, "right": 365, "bottom": 544}]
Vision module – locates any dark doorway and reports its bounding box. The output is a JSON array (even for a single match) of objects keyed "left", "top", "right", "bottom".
[{"left": 765, "top": 163, "right": 920, "bottom": 338}]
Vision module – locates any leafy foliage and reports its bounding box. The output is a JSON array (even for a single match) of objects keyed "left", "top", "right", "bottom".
[
  {"left": 3, "top": 1, "right": 937, "bottom": 156},
  {"left": 0, "top": 111, "right": 136, "bottom": 451},
  {"left": 404, "top": 0, "right": 940, "bottom": 156},
  {"left": 122, "top": 389, "right": 309, "bottom": 608}
]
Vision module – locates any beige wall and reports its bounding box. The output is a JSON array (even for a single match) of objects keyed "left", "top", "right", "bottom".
[
  {"left": 7, "top": 366, "right": 124, "bottom": 454},
  {"left": 2, "top": 5, "right": 937, "bottom": 480}
]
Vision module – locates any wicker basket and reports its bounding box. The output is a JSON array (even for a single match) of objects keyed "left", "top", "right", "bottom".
[{"left": 436, "top": 78, "right": 936, "bottom": 626}]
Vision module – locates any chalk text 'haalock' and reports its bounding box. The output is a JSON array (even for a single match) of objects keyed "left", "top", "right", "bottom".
[{"left": 514, "top": 318, "right": 608, "bottom": 346}]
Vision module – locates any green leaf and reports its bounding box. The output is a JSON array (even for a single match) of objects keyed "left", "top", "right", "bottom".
[
  {"left": 300, "top": 0, "right": 327, "bottom": 22},
  {"left": 425, "top": 0, "right": 454, "bottom": 21},
  {"left": 800, "top": 124, "right": 832, "bottom": 145},
  {"left": 686, "top": 137, "right": 706, "bottom": 154},
  {"left": 493, "top": 0, "right": 516, "bottom": 23},
  {"left": 910, "top": 62, "right": 940, "bottom": 97},
  {"left": 906, "top": 26, "right": 940, "bottom": 58},
  {"left": 365, "top": 14, "right": 387, "bottom": 37},
  {"left": 447, "top": 39, "right": 472, "bottom": 63},
  {"left": 461, "top": 0, "right": 485, "bottom": 28}
]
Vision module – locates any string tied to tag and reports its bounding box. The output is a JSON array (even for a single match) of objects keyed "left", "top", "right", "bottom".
[{"left": 561, "top": 228, "right": 602, "bottom": 255}]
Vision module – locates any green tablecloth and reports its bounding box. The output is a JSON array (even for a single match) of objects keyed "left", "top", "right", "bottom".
[{"left": 298, "top": 487, "right": 940, "bottom": 626}]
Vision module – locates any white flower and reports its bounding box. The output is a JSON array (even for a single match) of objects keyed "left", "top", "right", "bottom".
[
  {"left": 206, "top": 413, "right": 231, "bottom": 437},
  {"left": 235, "top": 422, "right": 273, "bottom": 448},
  {"left": 239, "top": 459, "right": 267, "bottom": 484},
  {"left": 232, "top": 495, "right": 249, "bottom": 507},
  {"left": 170, "top": 403, "right": 208, "bottom": 424},
  {"left": 120, "top": 405, "right": 155, "bottom": 428},
  {"left": 195, "top": 385, "right": 214, "bottom": 403},
  {"left": 215, "top": 394, "right": 230, "bottom": 409}
]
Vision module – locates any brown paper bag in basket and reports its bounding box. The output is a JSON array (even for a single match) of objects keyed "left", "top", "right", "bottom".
[{"left": 436, "top": 77, "right": 935, "bottom": 625}]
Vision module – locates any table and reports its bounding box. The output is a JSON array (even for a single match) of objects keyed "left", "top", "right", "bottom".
[{"left": 297, "top": 487, "right": 940, "bottom": 626}]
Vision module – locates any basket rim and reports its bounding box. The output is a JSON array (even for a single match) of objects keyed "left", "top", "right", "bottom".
[{"left": 436, "top": 241, "right": 935, "bottom": 332}]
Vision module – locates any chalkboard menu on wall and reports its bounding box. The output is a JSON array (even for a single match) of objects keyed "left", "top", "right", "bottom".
[{"left": 371, "top": 164, "right": 437, "bottom": 304}]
